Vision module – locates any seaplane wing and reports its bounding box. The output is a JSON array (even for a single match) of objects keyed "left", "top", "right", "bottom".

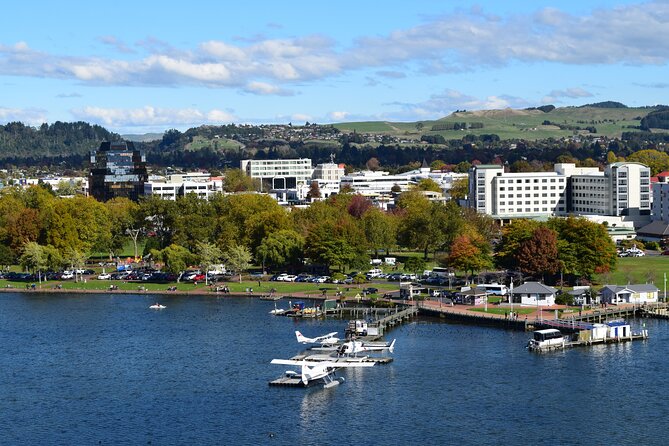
[
  {"left": 271, "top": 359, "right": 374, "bottom": 368},
  {"left": 295, "top": 331, "right": 339, "bottom": 345},
  {"left": 271, "top": 358, "right": 374, "bottom": 386}
]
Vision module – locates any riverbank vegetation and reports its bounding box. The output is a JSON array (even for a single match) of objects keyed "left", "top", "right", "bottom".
[{"left": 0, "top": 184, "right": 618, "bottom": 287}]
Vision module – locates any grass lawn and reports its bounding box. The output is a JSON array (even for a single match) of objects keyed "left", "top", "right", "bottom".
[
  {"left": 469, "top": 307, "right": 535, "bottom": 316},
  {"left": 596, "top": 256, "right": 669, "bottom": 285},
  {"left": 0, "top": 278, "right": 399, "bottom": 297}
]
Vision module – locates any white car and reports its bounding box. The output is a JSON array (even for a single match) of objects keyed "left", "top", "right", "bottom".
[
  {"left": 283, "top": 275, "right": 297, "bottom": 282},
  {"left": 61, "top": 271, "right": 74, "bottom": 280},
  {"left": 97, "top": 273, "right": 112, "bottom": 280}
]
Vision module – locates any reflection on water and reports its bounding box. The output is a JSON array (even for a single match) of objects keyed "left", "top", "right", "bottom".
[{"left": 0, "top": 293, "right": 667, "bottom": 445}]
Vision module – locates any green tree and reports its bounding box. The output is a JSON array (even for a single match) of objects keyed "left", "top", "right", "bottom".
[
  {"left": 105, "top": 197, "right": 140, "bottom": 258},
  {"left": 223, "top": 168, "right": 260, "bottom": 192},
  {"left": 19, "top": 242, "right": 47, "bottom": 280},
  {"left": 222, "top": 244, "right": 253, "bottom": 282},
  {"left": 548, "top": 217, "right": 617, "bottom": 280},
  {"left": 0, "top": 244, "right": 14, "bottom": 270},
  {"left": 159, "top": 244, "right": 193, "bottom": 277},
  {"left": 255, "top": 230, "right": 305, "bottom": 271},
  {"left": 413, "top": 178, "right": 442, "bottom": 193},
  {"left": 448, "top": 177, "right": 469, "bottom": 200},
  {"left": 627, "top": 149, "right": 669, "bottom": 175},
  {"left": 196, "top": 241, "right": 223, "bottom": 285},
  {"left": 362, "top": 209, "right": 397, "bottom": 256},
  {"left": 404, "top": 257, "right": 426, "bottom": 275}
]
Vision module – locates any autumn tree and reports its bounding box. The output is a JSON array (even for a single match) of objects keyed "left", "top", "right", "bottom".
[
  {"left": 306, "top": 181, "right": 321, "bottom": 200},
  {"left": 516, "top": 227, "right": 561, "bottom": 281},
  {"left": 446, "top": 233, "right": 492, "bottom": 280}
]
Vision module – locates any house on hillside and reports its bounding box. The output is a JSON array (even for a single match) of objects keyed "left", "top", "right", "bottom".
[
  {"left": 599, "top": 284, "right": 659, "bottom": 304},
  {"left": 511, "top": 282, "right": 558, "bottom": 307}
]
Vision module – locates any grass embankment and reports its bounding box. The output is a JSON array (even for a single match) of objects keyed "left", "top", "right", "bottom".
[
  {"left": 0, "top": 278, "right": 399, "bottom": 297},
  {"left": 596, "top": 256, "right": 669, "bottom": 285}
]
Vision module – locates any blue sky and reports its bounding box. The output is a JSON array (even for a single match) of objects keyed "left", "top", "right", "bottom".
[{"left": 1, "top": 0, "right": 668, "bottom": 133}]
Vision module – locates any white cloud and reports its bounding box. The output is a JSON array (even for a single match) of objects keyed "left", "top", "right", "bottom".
[
  {"left": 0, "top": 106, "right": 47, "bottom": 125},
  {"left": 71, "top": 106, "right": 238, "bottom": 130},
  {"left": 328, "top": 111, "right": 350, "bottom": 121},
  {"left": 243, "top": 81, "right": 294, "bottom": 96},
  {"left": 98, "top": 36, "right": 134, "bottom": 54},
  {"left": 542, "top": 87, "right": 593, "bottom": 103},
  {"left": 1, "top": 2, "right": 668, "bottom": 92}
]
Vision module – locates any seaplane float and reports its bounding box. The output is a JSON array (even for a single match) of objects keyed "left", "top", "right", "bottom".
[
  {"left": 295, "top": 330, "right": 395, "bottom": 355},
  {"left": 270, "top": 358, "right": 375, "bottom": 388},
  {"left": 149, "top": 303, "right": 166, "bottom": 310}
]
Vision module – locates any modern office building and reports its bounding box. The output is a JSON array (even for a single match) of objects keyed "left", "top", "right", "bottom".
[
  {"left": 89, "top": 141, "right": 148, "bottom": 202},
  {"left": 144, "top": 173, "right": 223, "bottom": 200},
  {"left": 240, "top": 159, "right": 313, "bottom": 190}
]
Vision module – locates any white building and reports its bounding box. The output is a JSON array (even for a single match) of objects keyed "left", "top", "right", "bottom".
[
  {"left": 241, "top": 159, "right": 313, "bottom": 190},
  {"left": 469, "top": 162, "right": 651, "bottom": 227},
  {"left": 340, "top": 170, "right": 413, "bottom": 197},
  {"left": 511, "top": 282, "right": 558, "bottom": 307},
  {"left": 651, "top": 171, "right": 669, "bottom": 223},
  {"left": 468, "top": 164, "right": 568, "bottom": 220},
  {"left": 144, "top": 173, "right": 223, "bottom": 200},
  {"left": 306, "top": 162, "right": 345, "bottom": 199}
]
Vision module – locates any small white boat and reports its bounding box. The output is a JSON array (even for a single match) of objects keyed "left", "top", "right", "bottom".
[
  {"left": 269, "top": 308, "right": 287, "bottom": 315},
  {"left": 149, "top": 303, "right": 166, "bottom": 310},
  {"left": 527, "top": 329, "right": 566, "bottom": 351}
]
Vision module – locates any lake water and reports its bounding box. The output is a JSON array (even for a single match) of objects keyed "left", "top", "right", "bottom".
[{"left": 1, "top": 292, "right": 668, "bottom": 445}]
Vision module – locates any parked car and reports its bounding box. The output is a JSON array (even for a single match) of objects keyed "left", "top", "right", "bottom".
[
  {"left": 363, "top": 287, "right": 379, "bottom": 294},
  {"left": 61, "top": 271, "right": 74, "bottom": 280},
  {"left": 97, "top": 273, "right": 112, "bottom": 280}
]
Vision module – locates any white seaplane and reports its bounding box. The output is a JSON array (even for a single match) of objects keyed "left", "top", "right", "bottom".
[
  {"left": 336, "top": 339, "right": 396, "bottom": 357},
  {"left": 270, "top": 358, "right": 375, "bottom": 388},
  {"left": 295, "top": 330, "right": 340, "bottom": 346}
]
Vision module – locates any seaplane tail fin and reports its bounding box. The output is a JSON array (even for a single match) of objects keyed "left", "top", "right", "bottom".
[
  {"left": 295, "top": 331, "right": 310, "bottom": 344},
  {"left": 389, "top": 339, "right": 396, "bottom": 354}
]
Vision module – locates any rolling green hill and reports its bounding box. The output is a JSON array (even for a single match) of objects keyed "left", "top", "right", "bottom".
[{"left": 335, "top": 104, "right": 663, "bottom": 140}]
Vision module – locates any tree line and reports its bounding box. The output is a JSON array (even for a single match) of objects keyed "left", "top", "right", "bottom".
[{"left": 0, "top": 184, "right": 616, "bottom": 285}]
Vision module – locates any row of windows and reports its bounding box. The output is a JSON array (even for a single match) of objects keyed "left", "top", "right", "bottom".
[
  {"left": 499, "top": 193, "right": 559, "bottom": 198},
  {"left": 499, "top": 207, "right": 565, "bottom": 213},
  {"left": 498, "top": 186, "right": 560, "bottom": 191},
  {"left": 499, "top": 200, "right": 557, "bottom": 206},
  {"left": 498, "top": 178, "right": 563, "bottom": 184}
]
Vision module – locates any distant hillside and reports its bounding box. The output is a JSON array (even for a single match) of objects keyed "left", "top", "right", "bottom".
[
  {"left": 0, "top": 121, "right": 119, "bottom": 164},
  {"left": 122, "top": 132, "right": 163, "bottom": 142},
  {"left": 335, "top": 104, "right": 664, "bottom": 140}
]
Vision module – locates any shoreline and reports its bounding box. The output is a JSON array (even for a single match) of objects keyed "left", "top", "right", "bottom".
[{"left": 0, "top": 284, "right": 335, "bottom": 300}]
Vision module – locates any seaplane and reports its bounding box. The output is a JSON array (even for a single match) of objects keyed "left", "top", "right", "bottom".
[
  {"left": 295, "top": 330, "right": 340, "bottom": 346},
  {"left": 270, "top": 358, "right": 375, "bottom": 388},
  {"left": 336, "top": 339, "right": 396, "bottom": 357}
]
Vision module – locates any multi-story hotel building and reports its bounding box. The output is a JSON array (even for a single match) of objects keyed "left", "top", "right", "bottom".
[{"left": 469, "top": 162, "right": 651, "bottom": 227}]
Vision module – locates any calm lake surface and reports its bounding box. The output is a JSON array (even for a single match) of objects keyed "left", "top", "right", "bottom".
[{"left": 1, "top": 292, "right": 667, "bottom": 445}]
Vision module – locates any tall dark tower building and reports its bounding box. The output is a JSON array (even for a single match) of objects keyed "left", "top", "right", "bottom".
[{"left": 89, "top": 141, "right": 148, "bottom": 202}]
